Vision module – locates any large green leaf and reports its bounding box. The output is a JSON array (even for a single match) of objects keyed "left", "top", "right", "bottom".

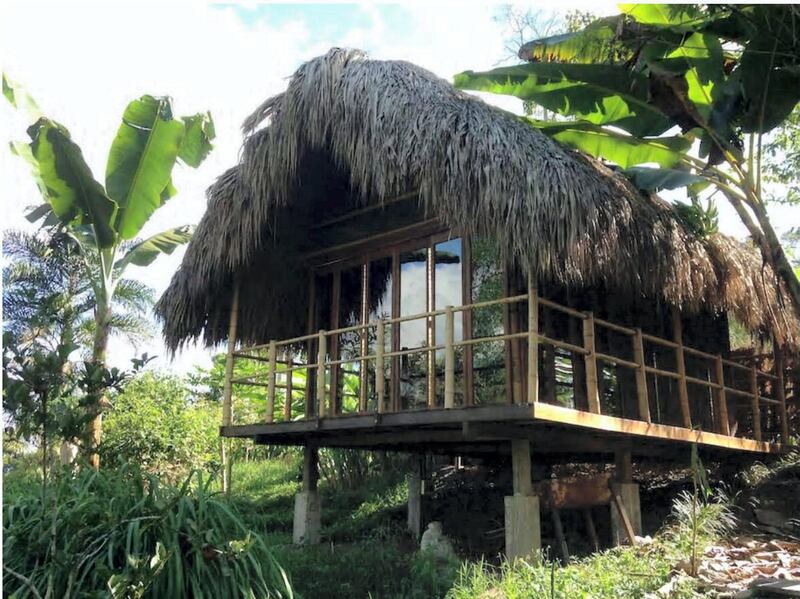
[
  {"left": 114, "top": 225, "right": 194, "bottom": 271},
  {"left": 455, "top": 63, "right": 672, "bottom": 136},
  {"left": 623, "top": 166, "right": 709, "bottom": 192},
  {"left": 105, "top": 95, "right": 186, "bottom": 240},
  {"left": 3, "top": 73, "right": 42, "bottom": 121},
  {"left": 178, "top": 112, "right": 215, "bottom": 167},
  {"left": 620, "top": 4, "right": 708, "bottom": 31},
  {"left": 13, "top": 118, "right": 117, "bottom": 248},
  {"left": 531, "top": 121, "right": 692, "bottom": 168},
  {"left": 518, "top": 16, "right": 625, "bottom": 63}
]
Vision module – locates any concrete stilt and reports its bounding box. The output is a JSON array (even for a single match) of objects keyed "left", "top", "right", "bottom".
[
  {"left": 293, "top": 445, "right": 321, "bottom": 545},
  {"left": 407, "top": 456, "right": 424, "bottom": 540},
  {"left": 610, "top": 450, "right": 641, "bottom": 545},
  {"left": 504, "top": 440, "right": 541, "bottom": 561}
]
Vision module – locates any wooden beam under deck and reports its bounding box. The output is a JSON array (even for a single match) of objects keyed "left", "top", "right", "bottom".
[{"left": 221, "top": 403, "right": 784, "bottom": 458}]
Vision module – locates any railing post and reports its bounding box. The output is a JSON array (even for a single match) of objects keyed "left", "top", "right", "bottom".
[
  {"left": 376, "top": 320, "right": 385, "bottom": 413},
  {"left": 222, "top": 281, "right": 240, "bottom": 428},
  {"left": 444, "top": 306, "right": 455, "bottom": 409},
  {"left": 583, "top": 312, "right": 601, "bottom": 414},
  {"left": 284, "top": 351, "right": 293, "bottom": 422},
  {"left": 266, "top": 340, "right": 277, "bottom": 423},
  {"left": 672, "top": 314, "right": 692, "bottom": 429},
  {"left": 633, "top": 328, "right": 651, "bottom": 423},
  {"left": 527, "top": 284, "right": 539, "bottom": 405},
  {"left": 714, "top": 355, "right": 730, "bottom": 435},
  {"left": 775, "top": 344, "right": 790, "bottom": 443},
  {"left": 749, "top": 364, "right": 762, "bottom": 442},
  {"left": 317, "top": 331, "right": 327, "bottom": 418}
]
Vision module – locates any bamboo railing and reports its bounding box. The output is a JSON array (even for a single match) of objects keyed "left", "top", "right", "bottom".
[{"left": 222, "top": 288, "right": 790, "bottom": 444}]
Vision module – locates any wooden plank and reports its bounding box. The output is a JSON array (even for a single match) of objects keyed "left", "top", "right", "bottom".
[
  {"left": 750, "top": 365, "right": 763, "bottom": 442},
  {"left": 532, "top": 401, "right": 778, "bottom": 453},
  {"left": 714, "top": 355, "right": 730, "bottom": 435},
  {"left": 266, "top": 340, "right": 277, "bottom": 423},
  {"left": 535, "top": 474, "right": 612, "bottom": 509},
  {"left": 583, "top": 312, "right": 601, "bottom": 414},
  {"left": 303, "top": 445, "right": 319, "bottom": 492},
  {"left": 633, "top": 329, "right": 651, "bottom": 423},
  {"left": 511, "top": 439, "right": 533, "bottom": 496},
  {"left": 527, "top": 285, "right": 539, "bottom": 404},
  {"left": 444, "top": 306, "right": 455, "bottom": 408},
  {"left": 672, "top": 314, "right": 693, "bottom": 429},
  {"left": 222, "top": 281, "right": 240, "bottom": 427},
  {"left": 551, "top": 508, "right": 570, "bottom": 562},
  {"left": 615, "top": 450, "right": 633, "bottom": 483},
  {"left": 609, "top": 485, "right": 637, "bottom": 545}
]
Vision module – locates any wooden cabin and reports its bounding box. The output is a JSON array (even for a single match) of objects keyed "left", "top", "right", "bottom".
[{"left": 158, "top": 49, "right": 798, "bottom": 559}]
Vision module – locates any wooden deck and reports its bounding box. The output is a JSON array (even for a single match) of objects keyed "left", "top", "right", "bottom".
[
  {"left": 220, "top": 287, "right": 793, "bottom": 460},
  {"left": 221, "top": 402, "right": 783, "bottom": 460}
]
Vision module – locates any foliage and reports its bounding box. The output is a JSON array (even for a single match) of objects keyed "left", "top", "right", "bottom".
[
  {"left": 5, "top": 76, "right": 214, "bottom": 463},
  {"left": 3, "top": 464, "right": 292, "bottom": 598},
  {"left": 273, "top": 540, "right": 456, "bottom": 599},
  {"left": 101, "top": 372, "right": 220, "bottom": 479},
  {"left": 456, "top": 4, "right": 800, "bottom": 318}
]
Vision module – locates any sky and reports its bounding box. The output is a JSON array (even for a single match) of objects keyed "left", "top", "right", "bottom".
[{"left": 2, "top": 1, "right": 798, "bottom": 374}]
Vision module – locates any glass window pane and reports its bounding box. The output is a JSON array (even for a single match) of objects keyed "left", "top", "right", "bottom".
[
  {"left": 434, "top": 238, "right": 464, "bottom": 406},
  {"left": 336, "top": 265, "right": 363, "bottom": 414},
  {"left": 367, "top": 256, "right": 393, "bottom": 411},
  {"left": 400, "top": 247, "right": 428, "bottom": 408},
  {"left": 470, "top": 237, "right": 506, "bottom": 404}
]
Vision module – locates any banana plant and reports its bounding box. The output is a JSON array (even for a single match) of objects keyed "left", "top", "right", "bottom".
[
  {"left": 5, "top": 76, "right": 215, "bottom": 466},
  {"left": 455, "top": 4, "right": 800, "bottom": 320}
]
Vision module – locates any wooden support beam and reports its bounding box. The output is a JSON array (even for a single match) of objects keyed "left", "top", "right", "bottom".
[
  {"left": 266, "top": 340, "right": 277, "bottom": 423},
  {"left": 583, "top": 509, "right": 600, "bottom": 552},
  {"left": 527, "top": 284, "right": 539, "bottom": 404},
  {"left": 672, "top": 314, "right": 692, "bottom": 429},
  {"left": 749, "top": 365, "right": 763, "bottom": 442},
  {"left": 511, "top": 439, "right": 533, "bottom": 496},
  {"left": 714, "top": 355, "right": 730, "bottom": 436},
  {"left": 633, "top": 329, "right": 651, "bottom": 423},
  {"left": 551, "top": 508, "right": 570, "bottom": 562},
  {"left": 284, "top": 350, "right": 293, "bottom": 422},
  {"left": 444, "top": 306, "right": 455, "bottom": 408},
  {"left": 609, "top": 485, "right": 637, "bottom": 545},
  {"left": 376, "top": 319, "right": 385, "bottom": 413},
  {"left": 614, "top": 449, "right": 633, "bottom": 483},
  {"left": 222, "top": 281, "right": 240, "bottom": 428},
  {"left": 583, "top": 312, "right": 601, "bottom": 414},
  {"left": 317, "top": 331, "right": 327, "bottom": 417},
  {"left": 303, "top": 444, "right": 319, "bottom": 492}
]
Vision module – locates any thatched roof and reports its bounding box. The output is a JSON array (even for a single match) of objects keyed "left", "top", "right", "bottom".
[{"left": 156, "top": 48, "right": 798, "bottom": 351}]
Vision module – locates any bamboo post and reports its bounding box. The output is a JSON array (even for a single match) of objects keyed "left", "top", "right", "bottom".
[
  {"left": 222, "top": 281, "right": 240, "bottom": 428},
  {"left": 444, "top": 306, "right": 455, "bottom": 408},
  {"left": 317, "top": 331, "right": 327, "bottom": 418},
  {"left": 266, "top": 340, "right": 277, "bottom": 423},
  {"left": 749, "top": 365, "right": 763, "bottom": 442},
  {"left": 284, "top": 351, "right": 293, "bottom": 422},
  {"left": 714, "top": 355, "right": 730, "bottom": 435},
  {"left": 583, "top": 312, "right": 601, "bottom": 414},
  {"left": 632, "top": 328, "right": 651, "bottom": 423},
  {"left": 672, "top": 314, "right": 692, "bottom": 429},
  {"left": 774, "top": 344, "right": 790, "bottom": 443},
  {"left": 376, "top": 320, "right": 385, "bottom": 413},
  {"left": 527, "top": 284, "right": 539, "bottom": 404}
]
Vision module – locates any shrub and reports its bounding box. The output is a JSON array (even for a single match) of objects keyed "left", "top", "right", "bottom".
[{"left": 3, "top": 464, "right": 292, "bottom": 598}]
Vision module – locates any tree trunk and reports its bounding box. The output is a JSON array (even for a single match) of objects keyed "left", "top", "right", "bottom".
[{"left": 87, "top": 303, "right": 111, "bottom": 469}]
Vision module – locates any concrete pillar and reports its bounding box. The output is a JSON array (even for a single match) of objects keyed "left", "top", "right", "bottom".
[
  {"left": 504, "top": 440, "right": 541, "bottom": 561},
  {"left": 293, "top": 446, "right": 321, "bottom": 544},
  {"left": 610, "top": 449, "right": 641, "bottom": 545},
  {"left": 407, "top": 457, "right": 423, "bottom": 540}
]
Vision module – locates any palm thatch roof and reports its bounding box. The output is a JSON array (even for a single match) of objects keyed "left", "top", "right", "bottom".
[{"left": 156, "top": 48, "right": 798, "bottom": 351}]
